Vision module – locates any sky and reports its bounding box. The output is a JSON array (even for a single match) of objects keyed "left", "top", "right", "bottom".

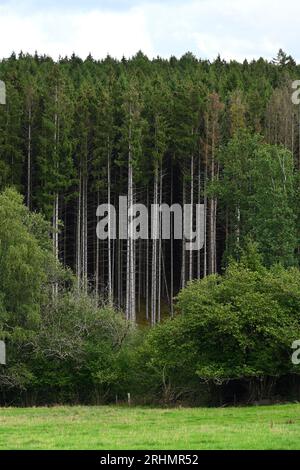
[{"left": 0, "top": 0, "right": 298, "bottom": 62}]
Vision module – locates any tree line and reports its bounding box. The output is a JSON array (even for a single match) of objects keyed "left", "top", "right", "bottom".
[
  {"left": 1, "top": 49, "right": 300, "bottom": 324},
  {"left": 0, "top": 190, "right": 299, "bottom": 405},
  {"left": 1, "top": 49, "right": 300, "bottom": 405}
]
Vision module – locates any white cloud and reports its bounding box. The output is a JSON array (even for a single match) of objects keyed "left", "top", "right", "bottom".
[
  {"left": 0, "top": 0, "right": 299, "bottom": 61},
  {"left": 192, "top": 33, "right": 281, "bottom": 62},
  {"left": 141, "top": 0, "right": 300, "bottom": 61},
  {"left": 0, "top": 4, "right": 154, "bottom": 59}
]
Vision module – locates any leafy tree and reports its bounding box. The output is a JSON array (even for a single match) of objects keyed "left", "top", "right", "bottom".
[
  {"left": 213, "top": 130, "right": 297, "bottom": 266},
  {"left": 141, "top": 243, "right": 300, "bottom": 404},
  {"left": 0, "top": 188, "right": 59, "bottom": 392},
  {"left": 32, "top": 289, "right": 131, "bottom": 404}
]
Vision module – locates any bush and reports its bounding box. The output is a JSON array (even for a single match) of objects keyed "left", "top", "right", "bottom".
[
  {"left": 139, "top": 244, "right": 300, "bottom": 404},
  {"left": 0, "top": 189, "right": 132, "bottom": 405}
]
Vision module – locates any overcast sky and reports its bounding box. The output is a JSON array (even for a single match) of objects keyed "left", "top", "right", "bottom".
[{"left": 0, "top": 0, "right": 298, "bottom": 62}]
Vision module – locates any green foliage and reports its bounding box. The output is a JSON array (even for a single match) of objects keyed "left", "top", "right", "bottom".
[
  {"left": 35, "top": 64, "right": 75, "bottom": 216},
  {"left": 1, "top": 53, "right": 300, "bottom": 406},
  {"left": 31, "top": 290, "right": 132, "bottom": 403},
  {"left": 0, "top": 188, "right": 56, "bottom": 390},
  {"left": 140, "top": 244, "right": 300, "bottom": 403},
  {"left": 0, "top": 187, "right": 132, "bottom": 403},
  {"left": 213, "top": 130, "right": 297, "bottom": 266},
  {"left": 0, "top": 188, "right": 49, "bottom": 330}
]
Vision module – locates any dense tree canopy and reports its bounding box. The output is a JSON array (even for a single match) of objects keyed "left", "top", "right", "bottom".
[
  {"left": 1, "top": 51, "right": 300, "bottom": 321},
  {"left": 1, "top": 51, "right": 300, "bottom": 405}
]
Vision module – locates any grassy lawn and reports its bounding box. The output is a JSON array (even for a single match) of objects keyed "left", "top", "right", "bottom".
[{"left": 0, "top": 404, "right": 300, "bottom": 450}]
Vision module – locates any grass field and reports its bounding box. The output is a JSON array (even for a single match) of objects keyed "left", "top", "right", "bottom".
[{"left": 0, "top": 404, "right": 300, "bottom": 450}]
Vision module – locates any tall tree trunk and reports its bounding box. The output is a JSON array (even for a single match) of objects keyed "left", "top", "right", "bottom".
[
  {"left": 52, "top": 192, "right": 59, "bottom": 296},
  {"left": 236, "top": 205, "right": 241, "bottom": 246},
  {"left": 189, "top": 154, "right": 194, "bottom": 281},
  {"left": 95, "top": 190, "right": 100, "bottom": 299},
  {"left": 209, "top": 122, "right": 216, "bottom": 275},
  {"left": 204, "top": 138, "right": 208, "bottom": 277},
  {"left": 107, "top": 138, "right": 113, "bottom": 304},
  {"left": 197, "top": 151, "right": 201, "bottom": 279},
  {"left": 126, "top": 114, "right": 136, "bottom": 322},
  {"left": 82, "top": 171, "right": 88, "bottom": 292},
  {"left": 170, "top": 164, "right": 174, "bottom": 316},
  {"left": 52, "top": 85, "right": 59, "bottom": 296},
  {"left": 157, "top": 164, "right": 163, "bottom": 322},
  {"left": 76, "top": 152, "right": 88, "bottom": 293},
  {"left": 151, "top": 168, "right": 159, "bottom": 325},
  {"left": 76, "top": 169, "right": 82, "bottom": 289},
  {"left": 117, "top": 235, "right": 122, "bottom": 308},
  {"left": 27, "top": 105, "right": 32, "bottom": 209},
  {"left": 146, "top": 187, "right": 150, "bottom": 320},
  {"left": 181, "top": 176, "right": 186, "bottom": 288}
]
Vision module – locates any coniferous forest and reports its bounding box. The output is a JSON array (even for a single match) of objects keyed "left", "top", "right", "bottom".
[{"left": 1, "top": 49, "right": 300, "bottom": 406}]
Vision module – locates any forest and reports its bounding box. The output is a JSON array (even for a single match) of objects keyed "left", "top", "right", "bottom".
[{"left": 1, "top": 49, "right": 300, "bottom": 406}]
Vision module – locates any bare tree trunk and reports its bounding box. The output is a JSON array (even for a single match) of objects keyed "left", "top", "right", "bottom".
[
  {"left": 209, "top": 204, "right": 214, "bottom": 275},
  {"left": 204, "top": 139, "right": 208, "bottom": 277},
  {"left": 157, "top": 164, "right": 163, "bottom": 322},
  {"left": 126, "top": 210, "right": 131, "bottom": 319},
  {"left": 236, "top": 205, "right": 241, "bottom": 246},
  {"left": 129, "top": 167, "right": 136, "bottom": 322},
  {"left": 146, "top": 187, "right": 150, "bottom": 320},
  {"left": 213, "top": 193, "right": 218, "bottom": 273},
  {"left": 151, "top": 168, "right": 159, "bottom": 325},
  {"left": 189, "top": 154, "right": 194, "bottom": 281},
  {"left": 209, "top": 122, "right": 216, "bottom": 275},
  {"left": 27, "top": 105, "right": 32, "bottom": 209},
  {"left": 107, "top": 138, "right": 112, "bottom": 304},
  {"left": 76, "top": 169, "right": 82, "bottom": 290},
  {"left": 170, "top": 165, "right": 174, "bottom": 316},
  {"left": 77, "top": 151, "right": 88, "bottom": 293},
  {"left": 117, "top": 236, "right": 122, "bottom": 308},
  {"left": 52, "top": 85, "right": 59, "bottom": 296},
  {"left": 95, "top": 190, "right": 100, "bottom": 299},
  {"left": 63, "top": 200, "right": 67, "bottom": 267},
  {"left": 197, "top": 152, "right": 201, "bottom": 279},
  {"left": 82, "top": 171, "right": 88, "bottom": 292},
  {"left": 181, "top": 176, "right": 186, "bottom": 288},
  {"left": 138, "top": 238, "right": 142, "bottom": 315},
  {"left": 53, "top": 194, "right": 59, "bottom": 259},
  {"left": 126, "top": 115, "right": 136, "bottom": 322}
]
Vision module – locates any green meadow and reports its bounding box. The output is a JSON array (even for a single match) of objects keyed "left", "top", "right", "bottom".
[{"left": 0, "top": 404, "right": 299, "bottom": 450}]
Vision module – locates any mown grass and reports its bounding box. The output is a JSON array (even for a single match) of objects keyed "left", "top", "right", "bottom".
[{"left": 0, "top": 404, "right": 300, "bottom": 450}]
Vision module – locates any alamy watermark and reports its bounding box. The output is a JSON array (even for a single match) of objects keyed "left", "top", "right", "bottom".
[
  {"left": 0, "top": 80, "right": 6, "bottom": 105},
  {"left": 96, "top": 196, "right": 205, "bottom": 251},
  {"left": 0, "top": 341, "right": 6, "bottom": 365},
  {"left": 292, "top": 340, "right": 300, "bottom": 365},
  {"left": 291, "top": 80, "right": 300, "bottom": 104}
]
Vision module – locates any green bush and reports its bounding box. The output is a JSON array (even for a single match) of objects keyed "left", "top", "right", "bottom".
[
  {"left": 139, "top": 244, "right": 300, "bottom": 404},
  {"left": 30, "top": 291, "right": 133, "bottom": 404},
  {"left": 0, "top": 189, "right": 132, "bottom": 405}
]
